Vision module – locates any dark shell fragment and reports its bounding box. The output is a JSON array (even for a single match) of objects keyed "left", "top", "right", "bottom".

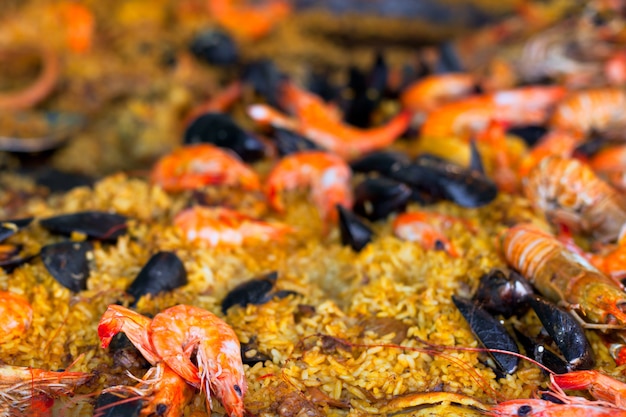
[
  {"left": 221, "top": 271, "right": 297, "bottom": 314},
  {"left": 513, "top": 327, "right": 569, "bottom": 375},
  {"left": 184, "top": 113, "right": 265, "bottom": 162},
  {"left": 0, "top": 217, "right": 33, "bottom": 242},
  {"left": 273, "top": 127, "right": 322, "bottom": 156},
  {"left": 189, "top": 29, "right": 238, "bottom": 66},
  {"left": 528, "top": 295, "right": 595, "bottom": 371},
  {"left": 95, "top": 392, "right": 143, "bottom": 417},
  {"left": 41, "top": 241, "right": 92, "bottom": 292},
  {"left": 350, "top": 151, "right": 410, "bottom": 177},
  {"left": 337, "top": 205, "right": 373, "bottom": 252},
  {"left": 127, "top": 252, "right": 188, "bottom": 304},
  {"left": 469, "top": 140, "right": 485, "bottom": 175},
  {"left": 242, "top": 59, "right": 285, "bottom": 108},
  {"left": 389, "top": 154, "right": 497, "bottom": 208},
  {"left": 40, "top": 211, "right": 128, "bottom": 241},
  {"left": 241, "top": 337, "right": 272, "bottom": 366},
  {"left": 473, "top": 270, "right": 533, "bottom": 318},
  {"left": 353, "top": 177, "right": 412, "bottom": 221},
  {"left": 452, "top": 295, "right": 519, "bottom": 375},
  {"left": 0, "top": 244, "right": 35, "bottom": 271},
  {"left": 31, "top": 168, "right": 95, "bottom": 193}
]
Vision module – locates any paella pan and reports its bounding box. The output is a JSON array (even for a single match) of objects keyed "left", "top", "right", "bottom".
[{"left": 2, "top": 0, "right": 626, "bottom": 416}]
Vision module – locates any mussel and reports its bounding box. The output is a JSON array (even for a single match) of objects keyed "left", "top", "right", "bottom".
[
  {"left": 337, "top": 205, "right": 374, "bottom": 252},
  {"left": 221, "top": 271, "right": 297, "bottom": 314},
  {"left": 272, "top": 127, "right": 322, "bottom": 156},
  {"left": 127, "top": 252, "right": 188, "bottom": 305},
  {"left": 39, "top": 211, "right": 128, "bottom": 241},
  {"left": 353, "top": 177, "right": 412, "bottom": 221},
  {"left": 41, "top": 241, "right": 93, "bottom": 292},
  {"left": 189, "top": 29, "right": 238, "bottom": 66}
]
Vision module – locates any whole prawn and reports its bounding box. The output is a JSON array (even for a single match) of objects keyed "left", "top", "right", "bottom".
[
  {"left": 523, "top": 156, "right": 626, "bottom": 243},
  {"left": 502, "top": 223, "right": 626, "bottom": 328},
  {"left": 149, "top": 304, "right": 247, "bottom": 417},
  {"left": 392, "top": 211, "right": 465, "bottom": 257},
  {"left": 265, "top": 150, "right": 353, "bottom": 224}
]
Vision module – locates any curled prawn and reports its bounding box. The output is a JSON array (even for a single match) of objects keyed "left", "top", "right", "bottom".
[
  {"left": 517, "top": 130, "right": 582, "bottom": 177},
  {"left": 589, "top": 144, "right": 626, "bottom": 191},
  {"left": 523, "top": 156, "right": 626, "bottom": 243},
  {"left": 392, "top": 211, "right": 465, "bottom": 257},
  {"left": 502, "top": 223, "right": 626, "bottom": 328},
  {"left": 174, "top": 206, "right": 293, "bottom": 246},
  {"left": 97, "top": 305, "right": 194, "bottom": 417},
  {"left": 265, "top": 150, "right": 353, "bottom": 224},
  {"left": 207, "top": 0, "right": 291, "bottom": 41},
  {"left": 149, "top": 304, "right": 247, "bottom": 417},
  {"left": 248, "top": 82, "right": 410, "bottom": 160},
  {"left": 0, "top": 291, "right": 32, "bottom": 344},
  {"left": 150, "top": 144, "right": 261, "bottom": 192},
  {"left": 400, "top": 73, "right": 477, "bottom": 114}
]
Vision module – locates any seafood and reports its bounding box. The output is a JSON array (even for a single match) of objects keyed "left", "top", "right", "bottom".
[
  {"left": 393, "top": 211, "right": 461, "bottom": 257},
  {"left": 400, "top": 73, "right": 477, "bottom": 114},
  {"left": 589, "top": 144, "right": 626, "bottom": 191},
  {"left": 523, "top": 156, "right": 626, "bottom": 242},
  {"left": 126, "top": 251, "right": 188, "bottom": 305},
  {"left": 337, "top": 205, "right": 374, "bottom": 252},
  {"left": 39, "top": 211, "right": 128, "bottom": 242},
  {"left": 174, "top": 206, "right": 293, "bottom": 246},
  {"left": 150, "top": 144, "right": 261, "bottom": 192},
  {"left": 221, "top": 271, "right": 297, "bottom": 313},
  {"left": 353, "top": 177, "right": 412, "bottom": 221},
  {"left": 0, "top": 365, "right": 91, "bottom": 417},
  {"left": 473, "top": 270, "right": 533, "bottom": 318},
  {"left": 517, "top": 130, "right": 582, "bottom": 177},
  {"left": 189, "top": 29, "right": 239, "bottom": 66},
  {"left": 0, "top": 291, "right": 32, "bottom": 344},
  {"left": 97, "top": 305, "right": 194, "bottom": 417},
  {"left": 149, "top": 304, "right": 247, "bottom": 417},
  {"left": 40, "top": 241, "right": 93, "bottom": 293},
  {"left": 183, "top": 81, "right": 244, "bottom": 126},
  {"left": 265, "top": 151, "right": 353, "bottom": 223},
  {"left": 249, "top": 82, "right": 410, "bottom": 160},
  {"left": 207, "top": 0, "right": 291, "bottom": 41},
  {"left": 420, "top": 86, "right": 565, "bottom": 138},
  {"left": 551, "top": 88, "right": 626, "bottom": 135},
  {"left": 502, "top": 223, "right": 626, "bottom": 328}
]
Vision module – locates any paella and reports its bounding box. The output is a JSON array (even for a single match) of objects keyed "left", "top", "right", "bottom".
[{"left": 2, "top": 1, "right": 626, "bottom": 416}]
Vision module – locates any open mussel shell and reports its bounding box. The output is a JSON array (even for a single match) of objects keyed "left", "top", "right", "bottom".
[
  {"left": 221, "top": 271, "right": 298, "bottom": 314},
  {"left": 189, "top": 29, "right": 238, "bottom": 66},
  {"left": 528, "top": 295, "right": 595, "bottom": 371},
  {"left": 350, "top": 150, "right": 410, "bottom": 177},
  {"left": 41, "top": 241, "right": 92, "bottom": 292},
  {"left": 183, "top": 113, "right": 266, "bottom": 162},
  {"left": 0, "top": 244, "right": 36, "bottom": 272},
  {"left": 39, "top": 211, "right": 128, "bottom": 241},
  {"left": 353, "top": 177, "right": 412, "bottom": 221},
  {"left": 0, "top": 111, "right": 84, "bottom": 153},
  {"left": 512, "top": 327, "right": 569, "bottom": 375},
  {"left": 452, "top": 295, "right": 519, "bottom": 375},
  {"left": 0, "top": 217, "right": 33, "bottom": 242},
  {"left": 273, "top": 127, "right": 322, "bottom": 156},
  {"left": 127, "top": 251, "right": 188, "bottom": 305},
  {"left": 473, "top": 270, "right": 533, "bottom": 318},
  {"left": 337, "top": 205, "right": 374, "bottom": 252}
]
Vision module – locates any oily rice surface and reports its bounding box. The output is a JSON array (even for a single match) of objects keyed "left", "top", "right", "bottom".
[{"left": 0, "top": 175, "right": 618, "bottom": 416}]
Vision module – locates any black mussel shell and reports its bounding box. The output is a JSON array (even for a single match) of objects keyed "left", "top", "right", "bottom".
[
  {"left": 242, "top": 59, "right": 285, "bottom": 108},
  {"left": 39, "top": 211, "right": 128, "bottom": 241},
  {"left": 307, "top": 70, "right": 340, "bottom": 103},
  {"left": 529, "top": 296, "right": 595, "bottom": 371},
  {"left": 95, "top": 392, "right": 143, "bottom": 417},
  {"left": 390, "top": 154, "right": 497, "bottom": 208},
  {"left": 189, "top": 29, "right": 238, "bottom": 66},
  {"left": 453, "top": 295, "right": 519, "bottom": 375},
  {"left": 184, "top": 113, "right": 265, "bottom": 162},
  {"left": 0, "top": 217, "right": 33, "bottom": 242},
  {"left": 469, "top": 139, "right": 485, "bottom": 175},
  {"left": 473, "top": 270, "right": 533, "bottom": 318},
  {"left": 513, "top": 327, "right": 569, "bottom": 375},
  {"left": 337, "top": 205, "right": 374, "bottom": 252},
  {"left": 241, "top": 337, "right": 272, "bottom": 366},
  {"left": 221, "top": 271, "right": 297, "bottom": 313},
  {"left": 350, "top": 151, "right": 410, "bottom": 176},
  {"left": 506, "top": 125, "right": 548, "bottom": 147},
  {"left": 273, "top": 127, "right": 322, "bottom": 156},
  {"left": 343, "top": 66, "right": 375, "bottom": 128},
  {"left": 127, "top": 252, "right": 188, "bottom": 304},
  {"left": 41, "top": 241, "right": 92, "bottom": 292},
  {"left": 31, "top": 168, "right": 95, "bottom": 193},
  {"left": 0, "top": 244, "right": 36, "bottom": 272},
  {"left": 353, "top": 177, "right": 412, "bottom": 221}
]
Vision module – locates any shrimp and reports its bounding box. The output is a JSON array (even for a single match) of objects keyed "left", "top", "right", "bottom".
[
  {"left": 392, "top": 211, "right": 463, "bottom": 257},
  {"left": 489, "top": 370, "right": 626, "bottom": 416},
  {"left": 0, "top": 47, "right": 59, "bottom": 111},
  {"left": 551, "top": 88, "right": 626, "bottom": 135},
  {"left": 0, "top": 291, "right": 32, "bottom": 344},
  {"left": 502, "top": 223, "right": 626, "bottom": 328},
  {"left": 97, "top": 305, "right": 194, "bottom": 417},
  {"left": 517, "top": 130, "right": 582, "bottom": 177},
  {"left": 265, "top": 151, "right": 353, "bottom": 224},
  {"left": 183, "top": 81, "right": 243, "bottom": 127},
  {"left": 149, "top": 304, "right": 247, "bottom": 417},
  {"left": 150, "top": 144, "right": 261, "bottom": 192},
  {"left": 248, "top": 83, "right": 410, "bottom": 160},
  {"left": 207, "top": 0, "right": 291, "bottom": 41},
  {"left": 400, "top": 73, "right": 477, "bottom": 114},
  {"left": 589, "top": 144, "right": 626, "bottom": 191},
  {"left": 0, "top": 364, "right": 92, "bottom": 417},
  {"left": 523, "top": 156, "right": 626, "bottom": 243},
  {"left": 174, "top": 206, "right": 293, "bottom": 246},
  {"left": 420, "top": 86, "right": 565, "bottom": 138}
]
